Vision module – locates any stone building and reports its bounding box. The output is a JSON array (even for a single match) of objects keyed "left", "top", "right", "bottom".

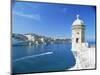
[
  {"left": 71, "top": 15, "right": 95, "bottom": 69},
  {"left": 72, "top": 15, "right": 87, "bottom": 52}
]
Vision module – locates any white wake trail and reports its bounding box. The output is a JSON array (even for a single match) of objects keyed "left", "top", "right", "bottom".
[{"left": 13, "top": 52, "right": 53, "bottom": 62}]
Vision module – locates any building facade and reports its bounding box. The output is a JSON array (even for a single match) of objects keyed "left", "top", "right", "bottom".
[{"left": 72, "top": 15, "right": 85, "bottom": 51}]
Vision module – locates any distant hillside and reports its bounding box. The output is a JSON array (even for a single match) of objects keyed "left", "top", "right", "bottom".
[{"left": 12, "top": 33, "right": 71, "bottom": 45}]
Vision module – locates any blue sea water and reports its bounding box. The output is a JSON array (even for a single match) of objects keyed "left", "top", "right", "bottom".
[
  {"left": 12, "top": 40, "right": 96, "bottom": 74},
  {"left": 12, "top": 43, "right": 76, "bottom": 74},
  {"left": 88, "top": 41, "right": 96, "bottom": 47}
]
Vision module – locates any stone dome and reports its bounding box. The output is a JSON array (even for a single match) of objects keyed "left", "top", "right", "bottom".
[{"left": 72, "top": 15, "right": 84, "bottom": 26}]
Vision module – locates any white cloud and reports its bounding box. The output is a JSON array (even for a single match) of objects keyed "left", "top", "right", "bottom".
[{"left": 13, "top": 11, "right": 41, "bottom": 21}]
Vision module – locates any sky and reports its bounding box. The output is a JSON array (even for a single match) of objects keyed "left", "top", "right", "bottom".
[{"left": 12, "top": 1, "right": 96, "bottom": 41}]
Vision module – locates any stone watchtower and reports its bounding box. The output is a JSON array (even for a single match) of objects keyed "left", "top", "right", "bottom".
[{"left": 72, "top": 15, "right": 85, "bottom": 51}]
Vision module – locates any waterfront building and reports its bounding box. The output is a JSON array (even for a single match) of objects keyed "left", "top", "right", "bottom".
[
  {"left": 24, "top": 33, "right": 35, "bottom": 42},
  {"left": 72, "top": 15, "right": 86, "bottom": 52},
  {"left": 71, "top": 15, "right": 95, "bottom": 69}
]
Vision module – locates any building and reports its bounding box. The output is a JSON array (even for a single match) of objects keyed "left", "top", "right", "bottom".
[
  {"left": 71, "top": 15, "right": 95, "bottom": 69},
  {"left": 72, "top": 15, "right": 86, "bottom": 52},
  {"left": 24, "top": 33, "right": 35, "bottom": 42}
]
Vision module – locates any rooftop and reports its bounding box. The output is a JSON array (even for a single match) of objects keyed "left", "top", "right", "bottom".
[{"left": 72, "top": 15, "right": 84, "bottom": 26}]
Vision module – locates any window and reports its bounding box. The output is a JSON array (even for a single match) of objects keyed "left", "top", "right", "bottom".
[
  {"left": 76, "top": 38, "right": 79, "bottom": 43},
  {"left": 77, "top": 32, "right": 79, "bottom": 34}
]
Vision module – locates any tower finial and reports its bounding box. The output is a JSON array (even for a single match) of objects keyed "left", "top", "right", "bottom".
[{"left": 76, "top": 14, "right": 80, "bottom": 19}]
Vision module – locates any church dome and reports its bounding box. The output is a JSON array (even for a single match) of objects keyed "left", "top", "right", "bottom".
[{"left": 72, "top": 15, "right": 84, "bottom": 26}]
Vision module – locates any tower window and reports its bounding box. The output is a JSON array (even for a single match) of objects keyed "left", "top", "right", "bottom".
[
  {"left": 76, "top": 38, "right": 79, "bottom": 43},
  {"left": 77, "top": 32, "right": 79, "bottom": 34}
]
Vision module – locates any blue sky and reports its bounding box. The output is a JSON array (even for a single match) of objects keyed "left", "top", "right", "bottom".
[{"left": 12, "top": 1, "right": 96, "bottom": 41}]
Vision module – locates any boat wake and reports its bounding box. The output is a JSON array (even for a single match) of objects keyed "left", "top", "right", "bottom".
[{"left": 13, "top": 52, "right": 53, "bottom": 62}]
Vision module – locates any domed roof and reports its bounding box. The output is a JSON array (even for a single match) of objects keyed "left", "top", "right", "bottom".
[{"left": 72, "top": 15, "right": 84, "bottom": 26}]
